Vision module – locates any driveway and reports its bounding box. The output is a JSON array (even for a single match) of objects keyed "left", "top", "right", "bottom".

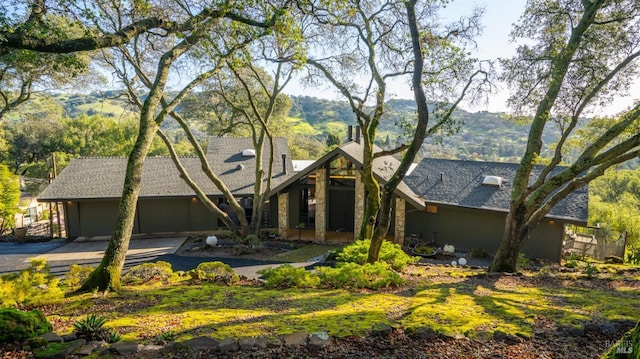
[{"left": 0, "top": 237, "right": 187, "bottom": 276}]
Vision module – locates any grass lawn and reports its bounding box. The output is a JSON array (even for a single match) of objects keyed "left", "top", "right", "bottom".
[{"left": 39, "top": 263, "right": 640, "bottom": 344}]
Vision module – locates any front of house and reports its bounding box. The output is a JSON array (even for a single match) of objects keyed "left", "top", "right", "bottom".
[{"left": 39, "top": 137, "right": 588, "bottom": 262}]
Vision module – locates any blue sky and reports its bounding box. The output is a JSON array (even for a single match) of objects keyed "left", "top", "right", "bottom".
[{"left": 285, "top": 0, "right": 637, "bottom": 115}]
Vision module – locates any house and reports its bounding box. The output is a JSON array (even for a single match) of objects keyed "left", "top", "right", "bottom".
[
  {"left": 37, "top": 137, "right": 294, "bottom": 237},
  {"left": 39, "top": 136, "right": 588, "bottom": 262},
  {"left": 268, "top": 140, "right": 588, "bottom": 262},
  {"left": 403, "top": 158, "right": 589, "bottom": 262}
]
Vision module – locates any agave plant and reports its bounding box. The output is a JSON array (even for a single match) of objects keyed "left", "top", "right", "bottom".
[{"left": 73, "top": 314, "right": 119, "bottom": 343}]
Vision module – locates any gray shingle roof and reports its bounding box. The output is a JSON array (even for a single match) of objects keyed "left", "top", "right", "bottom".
[
  {"left": 38, "top": 137, "right": 294, "bottom": 201},
  {"left": 405, "top": 158, "right": 589, "bottom": 223}
]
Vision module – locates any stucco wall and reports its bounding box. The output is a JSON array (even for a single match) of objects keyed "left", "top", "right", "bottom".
[{"left": 405, "top": 205, "right": 564, "bottom": 262}]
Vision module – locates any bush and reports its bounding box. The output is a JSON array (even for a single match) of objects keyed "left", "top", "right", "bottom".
[
  {"left": 257, "top": 264, "right": 320, "bottom": 288},
  {"left": 336, "top": 239, "right": 419, "bottom": 271},
  {"left": 122, "top": 261, "right": 176, "bottom": 285},
  {"left": 0, "top": 308, "right": 52, "bottom": 344},
  {"left": 0, "top": 259, "right": 63, "bottom": 307},
  {"left": 188, "top": 261, "right": 239, "bottom": 284},
  {"left": 64, "top": 264, "right": 94, "bottom": 288},
  {"left": 627, "top": 248, "right": 640, "bottom": 265},
  {"left": 73, "top": 314, "right": 120, "bottom": 343},
  {"left": 316, "top": 262, "right": 404, "bottom": 289}
]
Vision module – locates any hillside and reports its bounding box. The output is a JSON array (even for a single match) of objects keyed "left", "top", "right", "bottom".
[{"left": 9, "top": 91, "right": 559, "bottom": 163}]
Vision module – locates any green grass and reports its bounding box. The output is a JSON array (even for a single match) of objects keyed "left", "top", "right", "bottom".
[
  {"left": 268, "top": 244, "right": 340, "bottom": 262},
  {"left": 285, "top": 116, "right": 322, "bottom": 135},
  {"left": 32, "top": 265, "right": 638, "bottom": 344}
]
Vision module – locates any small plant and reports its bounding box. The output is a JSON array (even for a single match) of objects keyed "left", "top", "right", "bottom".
[
  {"left": 626, "top": 248, "right": 640, "bottom": 265},
  {"left": 584, "top": 263, "right": 598, "bottom": 278},
  {"left": 73, "top": 314, "right": 120, "bottom": 343},
  {"left": 122, "top": 261, "right": 175, "bottom": 285},
  {"left": 158, "top": 330, "right": 177, "bottom": 343},
  {"left": 516, "top": 253, "right": 531, "bottom": 270},
  {"left": 413, "top": 246, "right": 435, "bottom": 255},
  {"left": 257, "top": 264, "right": 320, "bottom": 288},
  {"left": 64, "top": 264, "right": 94, "bottom": 288},
  {"left": 188, "top": 261, "right": 239, "bottom": 284},
  {"left": 0, "top": 259, "right": 63, "bottom": 307},
  {"left": 564, "top": 260, "right": 578, "bottom": 269},
  {"left": 336, "top": 239, "right": 419, "bottom": 271}
]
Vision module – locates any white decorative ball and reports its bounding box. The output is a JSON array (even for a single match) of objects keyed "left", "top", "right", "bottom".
[
  {"left": 451, "top": 260, "right": 458, "bottom": 266},
  {"left": 206, "top": 235, "right": 218, "bottom": 246},
  {"left": 458, "top": 257, "right": 467, "bottom": 266}
]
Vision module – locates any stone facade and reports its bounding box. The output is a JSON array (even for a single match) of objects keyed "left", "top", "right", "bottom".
[
  {"left": 278, "top": 192, "right": 289, "bottom": 238},
  {"left": 354, "top": 171, "right": 365, "bottom": 239},
  {"left": 315, "top": 168, "right": 327, "bottom": 241},
  {"left": 394, "top": 197, "right": 406, "bottom": 244}
]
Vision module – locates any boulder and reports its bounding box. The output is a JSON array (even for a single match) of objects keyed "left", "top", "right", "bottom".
[
  {"left": 217, "top": 337, "right": 239, "bottom": 353},
  {"left": 282, "top": 331, "right": 309, "bottom": 347},
  {"left": 307, "top": 331, "right": 330, "bottom": 351}
]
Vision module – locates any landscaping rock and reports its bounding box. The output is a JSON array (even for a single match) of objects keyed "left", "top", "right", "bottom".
[
  {"left": 409, "top": 327, "right": 438, "bottom": 340},
  {"left": 77, "top": 340, "right": 106, "bottom": 356},
  {"left": 110, "top": 341, "right": 142, "bottom": 356},
  {"left": 308, "top": 331, "right": 330, "bottom": 351},
  {"left": 604, "top": 255, "right": 624, "bottom": 264},
  {"left": 35, "top": 339, "right": 85, "bottom": 359},
  {"left": 282, "top": 331, "right": 309, "bottom": 347},
  {"left": 600, "top": 323, "right": 617, "bottom": 334},
  {"left": 181, "top": 336, "right": 220, "bottom": 350},
  {"left": 505, "top": 334, "right": 522, "bottom": 344},
  {"left": 217, "top": 337, "right": 239, "bottom": 353},
  {"left": 370, "top": 323, "right": 393, "bottom": 337},
  {"left": 469, "top": 330, "right": 492, "bottom": 343},
  {"left": 564, "top": 326, "right": 585, "bottom": 337},
  {"left": 164, "top": 341, "right": 188, "bottom": 351},
  {"left": 255, "top": 336, "right": 281, "bottom": 349},
  {"left": 584, "top": 323, "right": 600, "bottom": 333},
  {"left": 40, "top": 332, "right": 63, "bottom": 343},
  {"left": 142, "top": 344, "right": 164, "bottom": 351},
  {"left": 238, "top": 337, "right": 256, "bottom": 351},
  {"left": 493, "top": 331, "right": 506, "bottom": 341},
  {"left": 61, "top": 334, "right": 77, "bottom": 342},
  {"left": 612, "top": 319, "right": 637, "bottom": 331}
]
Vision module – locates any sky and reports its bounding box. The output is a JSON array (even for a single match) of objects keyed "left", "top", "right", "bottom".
[{"left": 284, "top": 0, "right": 638, "bottom": 115}]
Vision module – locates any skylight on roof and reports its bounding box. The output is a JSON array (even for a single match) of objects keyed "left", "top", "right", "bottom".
[
  {"left": 241, "top": 149, "right": 256, "bottom": 157},
  {"left": 482, "top": 175, "right": 503, "bottom": 187}
]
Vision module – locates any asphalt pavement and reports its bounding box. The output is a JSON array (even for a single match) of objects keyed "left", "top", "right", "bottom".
[{"left": 0, "top": 237, "right": 319, "bottom": 280}]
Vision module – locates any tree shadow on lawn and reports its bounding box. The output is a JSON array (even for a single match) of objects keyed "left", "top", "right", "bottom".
[{"left": 51, "top": 272, "right": 640, "bottom": 342}]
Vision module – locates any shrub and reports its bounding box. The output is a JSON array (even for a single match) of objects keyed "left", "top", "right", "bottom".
[
  {"left": 516, "top": 253, "right": 531, "bottom": 270},
  {"left": 64, "top": 264, "right": 94, "bottom": 288},
  {"left": 336, "top": 239, "right": 419, "bottom": 271},
  {"left": 316, "top": 262, "right": 404, "bottom": 289},
  {"left": 122, "top": 261, "right": 175, "bottom": 285},
  {"left": 627, "top": 248, "right": 640, "bottom": 265},
  {"left": 0, "top": 308, "right": 52, "bottom": 343},
  {"left": 73, "top": 314, "right": 120, "bottom": 343},
  {"left": 0, "top": 259, "right": 62, "bottom": 307},
  {"left": 188, "top": 261, "right": 239, "bottom": 284},
  {"left": 257, "top": 264, "right": 320, "bottom": 288},
  {"left": 584, "top": 263, "right": 598, "bottom": 278}
]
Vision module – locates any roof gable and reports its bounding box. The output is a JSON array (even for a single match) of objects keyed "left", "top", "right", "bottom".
[
  {"left": 405, "top": 158, "right": 589, "bottom": 223},
  {"left": 269, "top": 141, "right": 425, "bottom": 210}
]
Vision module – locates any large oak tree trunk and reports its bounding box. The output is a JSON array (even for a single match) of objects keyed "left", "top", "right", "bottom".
[
  {"left": 78, "top": 116, "right": 158, "bottom": 292},
  {"left": 489, "top": 207, "right": 531, "bottom": 273}
]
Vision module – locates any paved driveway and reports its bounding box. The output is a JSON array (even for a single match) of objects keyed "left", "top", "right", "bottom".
[{"left": 0, "top": 237, "right": 187, "bottom": 276}]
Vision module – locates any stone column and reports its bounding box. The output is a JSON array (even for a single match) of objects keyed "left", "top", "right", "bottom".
[
  {"left": 354, "top": 171, "right": 365, "bottom": 240},
  {"left": 315, "top": 167, "right": 327, "bottom": 242},
  {"left": 278, "top": 192, "right": 289, "bottom": 238},
  {"left": 394, "top": 197, "right": 406, "bottom": 244}
]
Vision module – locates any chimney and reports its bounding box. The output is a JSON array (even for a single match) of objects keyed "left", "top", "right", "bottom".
[
  {"left": 440, "top": 172, "right": 444, "bottom": 181},
  {"left": 348, "top": 125, "right": 353, "bottom": 142},
  {"left": 282, "top": 153, "right": 287, "bottom": 175},
  {"left": 355, "top": 126, "right": 361, "bottom": 144}
]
